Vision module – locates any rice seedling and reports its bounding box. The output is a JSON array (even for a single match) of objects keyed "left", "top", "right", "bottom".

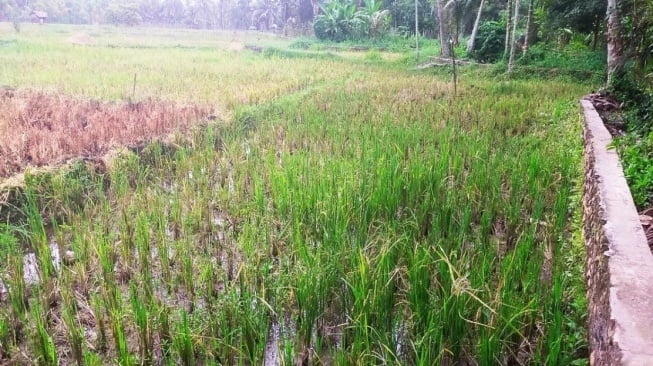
[
  {"left": 130, "top": 284, "right": 153, "bottom": 365},
  {"left": 30, "top": 298, "right": 58, "bottom": 366},
  {"left": 90, "top": 293, "right": 108, "bottom": 353},
  {"left": 107, "top": 294, "right": 132, "bottom": 366},
  {"left": 173, "top": 311, "right": 195, "bottom": 366},
  {"left": 0, "top": 228, "right": 28, "bottom": 348},
  {"left": 61, "top": 277, "right": 85, "bottom": 366},
  {"left": 24, "top": 189, "right": 56, "bottom": 282},
  {"left": 0, "top": 310, "right": 9, "bottom": 360},
  {"left": 0, "top": 25, "right": 593, "bottom": 365},
  {"left": 154, "top": 304, "right": 173, "bottom": 363}
]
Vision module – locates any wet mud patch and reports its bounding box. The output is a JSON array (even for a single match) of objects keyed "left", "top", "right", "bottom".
[{"left": 0, "top": 88, "right": 217, "bottom": 178}]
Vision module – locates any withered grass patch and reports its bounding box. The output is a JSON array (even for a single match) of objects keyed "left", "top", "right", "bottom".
[{"left": 0, "top": 88, "right": 215, "bottom": 178}]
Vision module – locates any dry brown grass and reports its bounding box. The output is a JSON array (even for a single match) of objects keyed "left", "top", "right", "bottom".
[{"left": 0, "top": 88, "right": 215, "bottom": 178}]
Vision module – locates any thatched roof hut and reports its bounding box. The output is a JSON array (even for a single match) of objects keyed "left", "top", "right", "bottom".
[{"left": 30, "top": 11, "right": 48, "bottom": 24}]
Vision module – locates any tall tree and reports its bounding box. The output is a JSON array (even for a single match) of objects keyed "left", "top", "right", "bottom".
[
  {"left": 507, "top": 0, "right": 520, "bottom": 72},
  {"left": 414, "top": 0, "right": 419, "bottom": 59},
  {"left": 436, "top": 0, "right": 451, "bottom": 56},
  {"left": 504, "top": 0, "right": 512, "bottom": 57},
  {"left": 0, "top": 0, "right": 27, "bottom": 32},
  {"left": 606, "top": 0, "right": 624, "bottom": 87},
  {"left": 523, "top": 0, "right": 534, "bottom": 54},
  {"left": 466, "top": 0, "right": 485, "bottom": 53}
]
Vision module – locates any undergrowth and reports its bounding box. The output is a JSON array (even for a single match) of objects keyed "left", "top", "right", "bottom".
[{"left": 610, "top": 73, "right": 653, "bottom": 208}]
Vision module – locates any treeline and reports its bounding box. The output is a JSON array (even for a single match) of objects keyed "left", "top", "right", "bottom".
[
  {"left": 0, "top": 0, "right": 313, "bottom": 30},
  {"left": 0, "top": 0, "right": 651, "bottom": 79},
  {"left": 0, "top": 0, "right": 612, "bottom": 41}
]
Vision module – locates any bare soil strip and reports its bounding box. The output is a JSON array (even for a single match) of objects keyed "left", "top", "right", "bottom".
[{"left": 0, "top": 88, "right": 215, "bottom": 178}]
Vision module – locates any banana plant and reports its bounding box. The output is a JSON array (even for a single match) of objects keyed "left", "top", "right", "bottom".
[
  {"left": 314, "top": 0, "right": 364, "bottom": 40},
  {"left": 358, "top": 0, "right": 391, "bottom": 39},
  {"left": 314, "top": 0, "right": 390, "bottom": 41}
]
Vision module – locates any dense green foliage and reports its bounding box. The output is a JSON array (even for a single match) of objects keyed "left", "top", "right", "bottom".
[
  {"left": 607, "top": 0, "right": 653, "bottom": 208},
  {"left": 468, "top": 20, "right": 505, "bottom": 63},
  {"left": 544, "top": 0, "right": 604, "bottom": 36}
]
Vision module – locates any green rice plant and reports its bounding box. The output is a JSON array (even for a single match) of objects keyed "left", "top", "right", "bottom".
[
  {"left": 157, "top": 304, "right": 173, "bottom": 362},
  {"left": 169, "top": 194, "right": 183, "bottom": 242},
  {"left": 229, "top": 259, "right": 274, "bottom": 364},
  {"left": 91, "top": 293, "right": 107, "bottom": 353},
  {"left": 119, "top": 206, "right": 136, "bottom": 273},
  {"left": 343, "top": 248, "right": 375, "bottom": 358},
  {"left": 24, "top": 189, "right": 56, "bottom": 281},
  {"left": 295, "top": 281, "right": 320, "bottom": 354},
  {"left": 107, "top": 297, "right": 132, "bottom": 366},
  {"left": 406, "top": 244, "right": 432, "bottom": 337},
  {"left": 30, "top": 299, "right": 58, "bottom": 366},
  {"left": 95, "top": 229, "right": 117, "bottom": 292},
  {"left": 432, "top": 248, "right": 474, "bottom": 363},
  {"left": 292, "top": 231, "right": 328, "bottom": 354},
  {"left": 545, "top": 275, "right": 564, "bottom": 365},
  {"left": 61, "top": 280, "right": 84, "bottom": 366},
  {"left": 134, "top": 212, "right": 153, "bottom": 304},
  {"left": 178, "top": 238, "right": 196, "bottom": 309},
  {"left": 47, "top": 161, "right": 106, "bottom": 220},
  {"left": 154, "top": 211, "right": 173, "bottom": 294},
  {"left": 0, "top": 310, "right": 10, "bottom": 360},
  {"left": 130, "top": 284, "right": 153, "bottom": 366},
  {"left": 205, "top": 297, "right": 239, "bottom": 364},
  {"left": 83, "top": 351, "right": 104, "bottom": 366},
  {"left": 0, "top": 229, "right": 28, "bottom": 346},
  {"left": 110, "top": 158, "right": 132, "bottom": 200},
  {"left": 173, "top": 311, "right": 195, "bottom": 366},
  {"left": 197, "top": 258, "right": 219, "bottom": 307}
]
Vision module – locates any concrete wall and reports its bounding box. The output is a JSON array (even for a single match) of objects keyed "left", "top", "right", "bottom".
[{"left": 581, "top": 99, "right": 653, "bottom": 365}]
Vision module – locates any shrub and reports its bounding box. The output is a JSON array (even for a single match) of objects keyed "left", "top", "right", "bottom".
[
  {"left": 610, "top": 71, "right": 653, "bottom": 135},
  {"left": 468, "top": 21, "right": 506, "bottom": 63},
  {"left": 105, "top": 5, "right": 143, "bottom": 26},
  {"left": 614, "top": 133, "right": 653, "bottom": 207}
]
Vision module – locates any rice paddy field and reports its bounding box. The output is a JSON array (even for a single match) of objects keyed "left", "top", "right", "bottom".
[{"left": 0, "top": 23, "right": 593, "bottom": 365}]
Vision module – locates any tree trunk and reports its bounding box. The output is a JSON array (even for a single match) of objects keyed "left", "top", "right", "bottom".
[
  {"left": 523, "top": 0, "right": 534, "bottom": 54},
  {"left": 507, "top": 0, "right": 520, "bottom": 73},
  {"left": 444, "top": 0, "right": 459, "bottom": 45},
  {"left": 454, "top": 10, "right": 460, "bottom": 46},
  {"left": 592, "top": 15, "right": 600, "bottom": 51},
  {"left": 467, "top": 0, "right": 485, "bottom": 53},
  {"left": 220, "top": 0, "right": 225, "bottom": 28},
  {"left": 437, "top": 0, "right": 451, "bottom": 57},
  {"left": 415, "top": 0, "right": 419, "bottom": 60},
  {"left": 607, "top": 0, "right": 625, "bottom": 87},
  {"left": 504, "top": 0, "right": 513, "bottom": 58}
]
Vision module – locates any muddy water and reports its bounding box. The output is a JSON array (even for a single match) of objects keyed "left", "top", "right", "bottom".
[
  {"left": 24, "top": 242, "right": 62, "bottom": 285},
  {"left": 264, "top": 322, "right": 280, "bottom": 365},
  {"left": 0, "top": 277, "right": 7, "bottom": 302},
  {"left": 0, "top": 241, "right": 63, "bottom": 297}
]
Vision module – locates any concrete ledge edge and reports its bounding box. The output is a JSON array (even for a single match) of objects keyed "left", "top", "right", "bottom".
[{"left": 581, "top": 98, "right": 653, "bottom": 365}]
